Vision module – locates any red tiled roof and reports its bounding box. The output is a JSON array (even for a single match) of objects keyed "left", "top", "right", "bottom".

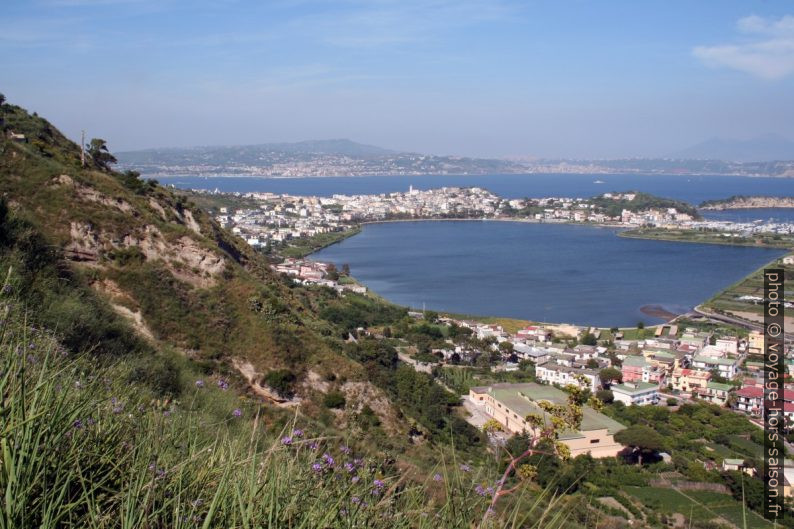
[{"left": 736, "top": 386, "right": 763, "bottom": 399}]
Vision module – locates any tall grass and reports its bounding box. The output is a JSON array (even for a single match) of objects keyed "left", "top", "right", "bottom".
[{"left": 0, "top": 289, "right": 572, "bottom": 528}]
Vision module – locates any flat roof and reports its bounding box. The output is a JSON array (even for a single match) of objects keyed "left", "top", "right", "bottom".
[
  {"left": 486, "top": 383, "right": 626, "bottom": 439},
  {"left": 692, "top": 355, "right": 735, "bottom": 366},
  {"left": 612, "top": 381, "right": 659, "bottom": 395}
]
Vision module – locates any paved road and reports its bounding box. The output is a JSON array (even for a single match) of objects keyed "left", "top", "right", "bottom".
[{"left": 688, "top": 306, "right": 794, "bottom": 342}]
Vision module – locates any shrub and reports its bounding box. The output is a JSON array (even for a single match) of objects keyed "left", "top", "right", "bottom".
[
  {"left": 323, "top": 390, "right": 346, "bottom": 409},
  {"left": 263, "top": 369, "right": 297, "bottom": 399}
]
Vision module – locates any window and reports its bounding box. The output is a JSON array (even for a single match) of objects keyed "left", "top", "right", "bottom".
[{"left": 590, "top": 439, "right": 600, "bottom": 444}]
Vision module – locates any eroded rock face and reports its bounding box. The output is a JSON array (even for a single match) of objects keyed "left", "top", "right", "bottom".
[
  {"left": 64, "top": 221, "right": 106, "bottom": 261},
  {"left": 66, "top": 220, "right": 225, "bottom": 287},
  {"left": 53, "top": 174, "right": 135, "bottom": 215}
]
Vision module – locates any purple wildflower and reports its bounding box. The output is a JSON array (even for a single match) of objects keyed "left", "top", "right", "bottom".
[
  {"left": 486, "top": 486, "right": 495, "bottom": 496},
  {"left": 351, "top": 496, "right": 361, "bottom": 505},
  {"left": 460, "top": 464, "right": 471, "bottom": 472},
  {"left": 433, "top": 473, "right": 442, "bottom": 482},
  {"left": 217, "top": 379, "right": 229, "bottom": 391},
  {"left": 475, "top": 485, "right": 487, "bottom": 497},
  {"left": 73, "top": 419, "right": 83, "bottom": 429},
  {"left": 312, "top": 462, "right": 323, "bottom": 473},
  {"left": 232, "top": 408, "right": 242, "bottom": 418},
  {"left": 195, "top": 380, "right": 205, "bottom": 388},
  {"left": 292, "top": 428, "right": 304, "bottom": 438},
  {"left": 373, "top": 479, "right": 385, "bottom": 489},
  {"left": 351, "top": 476, "right": 360, "bottom": 484},
  {"left": 309, "top": 442, "right": 319, "bottom": 451},
  {"left": 281, "top": 436, "right": 293, "bottom": 446},
  {"left": 1, "top": 284, "right": 12, "bottom": 295},
  {"left": 322, "top": 453, "right": 335, "bottom": 466},
  {"left": 341, "top": 445, "right": 351, "bottom": 454},
  {"left": 344, "top": 462, "right": 355, "bottom": 473}
]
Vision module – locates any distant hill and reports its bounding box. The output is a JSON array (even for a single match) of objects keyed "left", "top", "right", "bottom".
[
  {"left": 670, "top": 134, "right": 794, "bottom": 162},
  {"left": 118, "top": 138, "right": 396, "bottom": 165},
  {"left": 117, "top": 139, "right": 523, "bottom": 177}
]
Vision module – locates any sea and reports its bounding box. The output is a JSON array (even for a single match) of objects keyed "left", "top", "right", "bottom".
[{"left": 159, "top": 173, "right": 793, "bottom": 326}]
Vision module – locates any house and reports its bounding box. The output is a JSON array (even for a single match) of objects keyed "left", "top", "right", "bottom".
[
  {"left": 535, "top": 363, "right": 601, "bottom": 392},
  {"left": 670, "top": 368, "right": 711, "bottom": 394},
  {"left": 748, "top": 331, "right": 764, "bottom": 355},
  {"left": 691, "top": 355, "right": 738, "bottom": 380},
  {"left": 714, "top": 337, "right": 739, "bottom": 356},
  {"left": 611, "top": 381, "right": 660, "bottom": 406},
  {"left": 621, "top": 355, "right": 665, "bottom": 384},
  {"left": 734, "top": 386, "right": 763, "bottom": 416},
  {"left": 468, "top": 383, "right": 626, "bottom": 458},
  {"left": 703, "top": 381, "right": 733, "bottom": 406},
  {"left": 722, "top": 458, "right": 755, "bottom": 476},
  {"left": 512, "top": 343, "right": 551, "bottom": 364}
]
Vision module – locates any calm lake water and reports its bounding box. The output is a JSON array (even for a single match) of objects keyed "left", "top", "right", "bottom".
[
  {"left": 164, "top": 173, "right": 792, "bottom": 325},
  {"left": 162, "top": 173, "right": 794, "bottom": 206},
  {"left": 312, "top": 221, "right": 785, "bottom": 327}
]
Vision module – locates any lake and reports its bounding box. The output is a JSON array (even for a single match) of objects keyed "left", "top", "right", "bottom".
[
  {"left": 312, "top": 220, "right": 784, "bottom": 327},
  {"left": 161, "top": 173, "right": 794, "bottom": 206}
]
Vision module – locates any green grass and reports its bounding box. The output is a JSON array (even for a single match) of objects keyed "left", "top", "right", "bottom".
[
  {"left": 279, "top": 227, "right": 361, "bottom": 258},
  {"left": 0, "top": 287, "right": 574, "bottom": 529}
]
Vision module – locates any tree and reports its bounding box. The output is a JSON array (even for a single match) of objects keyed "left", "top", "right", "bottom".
[
  {"left": 599, "top": 367, "right": 622, "bottom": 386},
  {"left": 0, "top": 93, "right": 5, "bottom": 106},
  {"left": 341, "top": 263, "right": 351, "bottom": 276},
  {"left": 580, "top": 332, "right": 597, "bottom": 346},
  {"left": 586, "top": 358, "right": 599, "bottom": 369},
  {"left": 87, "top": 138, "right": 117, "bottom": 170},
  {"left": 596, "top": 389, "right": 614, "bottom": 404},
  {"left": 326, "top": 263, "right": 339, "bottom": 281},
  {"left": 498, "top": 341, "right": 514, "bottom": 355},
  {"left": 614, "top": 425, "right": 666, "bottom": 465},
  {"left": 636, "top": 321, "right": 645, "bottom": 330}
]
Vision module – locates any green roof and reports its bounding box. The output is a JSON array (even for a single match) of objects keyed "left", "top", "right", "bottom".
[
  {"left": 649, "top": 350, "right": 675, "bottom": 359},
  {"left": 692, "top": 355, "right": 735, "bottom": 366},
  {"left": 723, "top": 458, "right": 744, "bottom": 466},
  {"left": 622, "top": 356, "right": 648, "bottom": 367},
  {"left": 487, "top": 383, "right": 626, "bottom": 439}
]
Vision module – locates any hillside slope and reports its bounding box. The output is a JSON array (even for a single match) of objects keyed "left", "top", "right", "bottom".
[{"left": 0, "top": 100, "right": 401, "bottom": 423}]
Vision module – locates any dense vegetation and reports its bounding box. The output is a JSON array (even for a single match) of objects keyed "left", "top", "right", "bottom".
[{"left": 589, "top": 191, "right": 700, "bottom": 219}]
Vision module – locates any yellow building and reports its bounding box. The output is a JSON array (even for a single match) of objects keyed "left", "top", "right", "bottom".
[
  {"left": 748, "top": 331, "right": 764, "bottom": 355},
  {"left": 670, "top": 368, "right": 711, "bottom": 394},
  {"left": 468, "top": 383, "right": 625, "bottom": 458}
]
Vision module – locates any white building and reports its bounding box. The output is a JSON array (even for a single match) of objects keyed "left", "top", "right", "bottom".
[
  {"left": 535, "top": 363, "right": 600, "bottom": 392},
  {"left": 610, "top": 381, "right": 660, "bottom": 406}
]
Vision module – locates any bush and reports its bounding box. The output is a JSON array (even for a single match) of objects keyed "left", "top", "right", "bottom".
[
  {"left": 263, "top": 369, "right": 297, "bottom": 399},
  {"left": 666, "top": 397, "right": 678, "bottom": 406},
  {"left": 596, "top": 389, "right": 614, "bottom": 404},
  {"left": 323, "top": 391, "right": 346, "bottom": 409}
]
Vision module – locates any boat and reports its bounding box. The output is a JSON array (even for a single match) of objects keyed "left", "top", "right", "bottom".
[{"left": 593, "top": 179, "right": 605, "bottom": 184}]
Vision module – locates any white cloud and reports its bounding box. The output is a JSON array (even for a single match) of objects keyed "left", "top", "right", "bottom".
[{"left": 693, "top": 14, "right": 794, "bottom": 80}]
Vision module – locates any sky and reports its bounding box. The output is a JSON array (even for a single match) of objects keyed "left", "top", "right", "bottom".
[{"left": 2, "top": 0, "right": 794, "bottom": 158}]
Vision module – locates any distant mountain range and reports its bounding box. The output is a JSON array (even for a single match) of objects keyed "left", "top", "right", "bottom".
[
  {"left": 117, "top": 138, "right": 794, "bottom": 178},
  {"left": 117, "top": 140, "right": 523, "bottom": 177},
  {"left": 670, "top": 134, "right": 794, "bottom": 162}
]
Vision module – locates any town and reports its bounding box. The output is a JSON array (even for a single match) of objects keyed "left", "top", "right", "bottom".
[{"left": 200, "top": 186, "right": 794, "bottom": 252}]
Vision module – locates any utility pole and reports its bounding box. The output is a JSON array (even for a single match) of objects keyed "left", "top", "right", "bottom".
[{"left": 80, "top": 130, "right": 86, "bottom": 167}]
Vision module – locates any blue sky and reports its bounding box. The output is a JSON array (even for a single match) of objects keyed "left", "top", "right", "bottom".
[{"left": 2, "top": 0, "right": 793, "bottom": 158}]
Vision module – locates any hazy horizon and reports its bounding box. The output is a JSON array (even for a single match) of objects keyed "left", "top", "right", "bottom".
[{"left": 3, "top": 0, "right": 794, "bottom": 159}]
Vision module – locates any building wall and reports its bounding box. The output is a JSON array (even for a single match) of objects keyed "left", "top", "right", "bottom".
[{"left": 468, "top": 389, "right": 622, "bottom": 458}]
